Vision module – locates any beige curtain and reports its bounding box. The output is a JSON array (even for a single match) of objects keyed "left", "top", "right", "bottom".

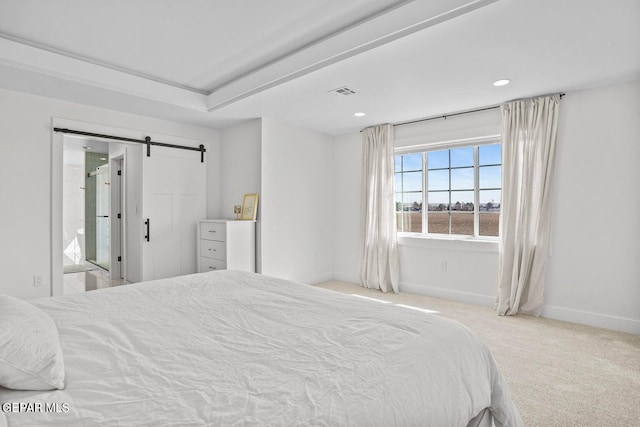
[
  {"left": 497, "top": 95, "right": 560, "bottom": 316},
  {"left": 359, "top": 124, "right": 399, "bottom": 293}
]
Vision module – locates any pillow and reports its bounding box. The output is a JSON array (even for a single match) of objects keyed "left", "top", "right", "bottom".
[{"left": 0, "top": 295, "right": 65, "bottom": 390}]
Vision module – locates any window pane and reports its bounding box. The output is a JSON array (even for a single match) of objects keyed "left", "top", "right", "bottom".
[
  {"left": 395, "top": 193, "right": 403, "bottom": 212},
  {"left": 397, "top": 211, "right": 423, "bottom": 233},
  {"left": 451, "top": 191, "right": 474, "bottom": 211},
  {"left": 408, "top": 210, "right": 423, "bottom": 233},
  {"left": 402, "top": 153, "right": 422, "bottom": 171},
  {"left": 428, "top": 211, "right": 449, "bottom": 234},
  {"left": 394, "top": 155, "right": 402, "bottom": 171},
  {"left": 397, "top": 214, "right": 410, "bottom": 232},
  {"left": 427, "top": 191, "right": 449, "bottom": 211},
  {"left": 479, "top": 144, "right": 501, "bottom": 165},
  {"left": 403, "top": 192, "right": 422, "bottom": 212},
  {"left": 396, "top": 191, "right": 408, "bottom": 231},
  {"left": 450, "top": 147, "right": 473, "bottom": 167},
  {"left": 451, "top": 212, "right": 474, "bottom": 235},
  {"left": 402, "top": 171, "right": 422, "bottom": 191},
  {"left": 395, "top": 173, "right": 402, "bottom": 191},
  {"left": 451, "top": 168, "right": 473, "bottom": 190},
  {"left": 397, "top": 192, "right": 422, "bottom": 233},
  {"left": 427, "top": 150, "right": 448, "bottom": 169},
  {"left": 428, "top": 170, "right": 448, "bottom": 191},
  {"left": 479, "top": 213, "right": 500, "bottom": 236},
  {"left": 397, "top": 206, "right": 412, "bottom": 232},
  {"left": 479, "top": 190, "right": 501, "bottom": 212},
  {"left": 479, "top": 165, "right": 501, "bottom": 189}
]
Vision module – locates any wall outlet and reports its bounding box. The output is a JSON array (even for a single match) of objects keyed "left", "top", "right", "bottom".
[
  {"left": 440, "top": 261, "right": 447, "bottom": 272},
  {"left": 33, "top": 274, "right": 43, "bottom": 287}
]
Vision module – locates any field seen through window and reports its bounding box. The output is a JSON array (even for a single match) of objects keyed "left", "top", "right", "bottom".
[{"left": 397, "top": 212, "right": 500, "bottom": 236}]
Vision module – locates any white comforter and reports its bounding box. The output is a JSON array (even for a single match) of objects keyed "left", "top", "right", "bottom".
[{"left": 0, "top": 271, "right": 522, "bottom": 426}]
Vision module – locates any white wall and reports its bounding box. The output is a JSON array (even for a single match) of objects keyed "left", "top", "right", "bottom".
[
  {"left": 396, "top": 238, "right": 498, "bottom": 305},
  {"left": 220, "top": 119, "right": 262, "bottom": 218},
  {"left": 394, "top": 108, "right": 501, "bottom": 149},
  {"left": 261, "top": 118, "right": 334, "bottom": 284},
  {"left": 62, "top": 152, "right": 86, "bottom": 265},
  {"left": 0, "top": 88, "right": 220, "bottom": 300},
  {"left": 3, "top": 79, "right": 637, "bottom": 332},
  {"left": 331, "top": 80, "right": 640, "bottom": 333},
  {"left": 544, "top": 80, "right": 640, "bottom": 333},
  {"left": 332, "top": 132, "right": 362, "bottom": 284},
  {"left": 220, "top": 119, "right": 262, "bottom": 271}
]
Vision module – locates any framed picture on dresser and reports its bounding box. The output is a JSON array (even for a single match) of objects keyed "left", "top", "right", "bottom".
[{"left": 241, "top": 193, "right": 259, "bottom": 220}]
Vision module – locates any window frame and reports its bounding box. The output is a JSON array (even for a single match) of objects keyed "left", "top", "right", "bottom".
[{"left": 395, "top": 136, "right": 502, "bottom": 240}]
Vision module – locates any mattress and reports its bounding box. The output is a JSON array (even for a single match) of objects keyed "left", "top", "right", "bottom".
[{"left": 0, "top": 270, "right": 523, "bottom": 426}]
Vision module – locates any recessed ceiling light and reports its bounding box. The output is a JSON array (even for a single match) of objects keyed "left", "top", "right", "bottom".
[
  {"left": 493, "top": 79, "right": 511, "bottom": 87},
  {"left": 354, "top": 112, "right": 366, "bottom": 117}
]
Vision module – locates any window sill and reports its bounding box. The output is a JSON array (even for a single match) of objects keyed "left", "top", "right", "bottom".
[{"left": 397, "top": 232, "right": 499, "bottom": 253}]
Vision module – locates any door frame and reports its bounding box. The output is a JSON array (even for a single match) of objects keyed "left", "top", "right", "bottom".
[
  {"left": 110, "top": 155, "right": 125, "bottom": 281},
  {"left": 51, "top": 118, "right": 211, "bottom": 296}
]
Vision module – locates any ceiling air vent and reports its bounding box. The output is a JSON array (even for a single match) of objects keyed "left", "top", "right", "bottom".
[{"left": 328, "top": 86, "right": 357, "bottom": 96}]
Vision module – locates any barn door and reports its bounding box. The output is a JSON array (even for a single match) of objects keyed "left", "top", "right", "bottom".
[{"left": 141, "top": 145, "right": 206, "bottom": 281}]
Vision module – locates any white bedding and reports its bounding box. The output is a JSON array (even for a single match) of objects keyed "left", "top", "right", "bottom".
[{"left": 0, "top": 271, "right": 522, "bottom": 426}]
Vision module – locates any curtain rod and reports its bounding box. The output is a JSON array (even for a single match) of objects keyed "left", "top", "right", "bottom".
[
  {"left": 394, "top": 105, "right": 500, "bottom": 127},
  {"left": 361, "top": 92, "right": 565, "bottom": 132},
  {"left": 53, "top": 128, "right": 207, "bottom": 162}
]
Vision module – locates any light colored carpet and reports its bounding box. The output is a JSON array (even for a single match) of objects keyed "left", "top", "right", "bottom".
[{"left": 316, "top": 280, "right": 640, "bottom": 427}]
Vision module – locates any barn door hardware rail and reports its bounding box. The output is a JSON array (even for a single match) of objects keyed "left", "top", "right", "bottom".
[{"left": 53, "top": 128, "right": 206, "bottom": 162}]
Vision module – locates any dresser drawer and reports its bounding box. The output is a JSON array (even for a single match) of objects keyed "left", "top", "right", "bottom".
[
  {"left": 197, "top": 219, "right": 255, "bottom": 274},
  {"left": 199, "top": 257, "right": 226, "bottom": 273},
  {"left": 200, "top": 221, "right": 227, "bottom": 241},
  {"left": 200, "top": 239, "right": 226, "bottom": 261}
]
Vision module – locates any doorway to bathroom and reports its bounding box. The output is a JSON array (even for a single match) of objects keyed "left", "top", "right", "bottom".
[
  {"left": 53, "top": 119, "right": 208, "bottom": 297},
  {"left": 62, "top": 137, "right": 125, "bottom": 294}
]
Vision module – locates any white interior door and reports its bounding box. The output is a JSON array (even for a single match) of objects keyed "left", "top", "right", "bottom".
[{"left": 141, "top": 146, "right": 206, "bottom": 281}]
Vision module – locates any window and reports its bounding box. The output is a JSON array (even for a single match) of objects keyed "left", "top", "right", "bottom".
[
  {"left": 395, "top": 142, "right": 501, "bottom": 237},
  {"left": 395, "top": 153, "right": 423, "bottom": 233}
]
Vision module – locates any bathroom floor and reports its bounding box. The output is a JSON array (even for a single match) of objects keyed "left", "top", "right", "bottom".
[{"left": 63, "top": 262, "right": 127, "bottom": 295}]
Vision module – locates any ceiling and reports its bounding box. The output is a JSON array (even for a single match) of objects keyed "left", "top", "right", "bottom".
[{"left": 0, "top": 0, "right": 638, "bottom": 135}]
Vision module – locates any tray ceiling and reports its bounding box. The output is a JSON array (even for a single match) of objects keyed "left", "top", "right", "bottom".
[{"left": 0, "top": 0, "right": 638, "bottom": 134}]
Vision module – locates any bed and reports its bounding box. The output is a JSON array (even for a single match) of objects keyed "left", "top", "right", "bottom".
[{"left": 0, "top": 270, "right": 523, "bottom": 426}]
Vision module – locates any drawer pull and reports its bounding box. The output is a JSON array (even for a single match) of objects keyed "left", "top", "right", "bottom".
[
  {"left": 208, "top": 230, "right": 217, "bottom": 233},
  {"left": 208, "top": 248, "right": 216, "bottom": 251},
  {"left": 208, "top": 266, "right": 217, "bottom": 270}
]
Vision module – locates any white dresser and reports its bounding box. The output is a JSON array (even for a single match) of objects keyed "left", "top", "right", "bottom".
[{"left": 197, "top": 220, "right": 256, "bottom": 273}]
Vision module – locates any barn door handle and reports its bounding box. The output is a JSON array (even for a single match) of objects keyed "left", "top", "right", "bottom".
[{"left": 144, "top": 218, "right": 150, "bottom": 242}]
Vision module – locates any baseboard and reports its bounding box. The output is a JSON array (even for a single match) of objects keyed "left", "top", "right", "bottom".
[
  {"left": 541, "top": 305, "right": 640, "bottom": 335},
  {"left": 330, "top": 273, "right": 639, "bottom": 335},
  {"left": 399, "top": 281, "right": 495, "bottom": 307},
  {"left": 327, "top": 274, "right": 639, "bottom": 334}
]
